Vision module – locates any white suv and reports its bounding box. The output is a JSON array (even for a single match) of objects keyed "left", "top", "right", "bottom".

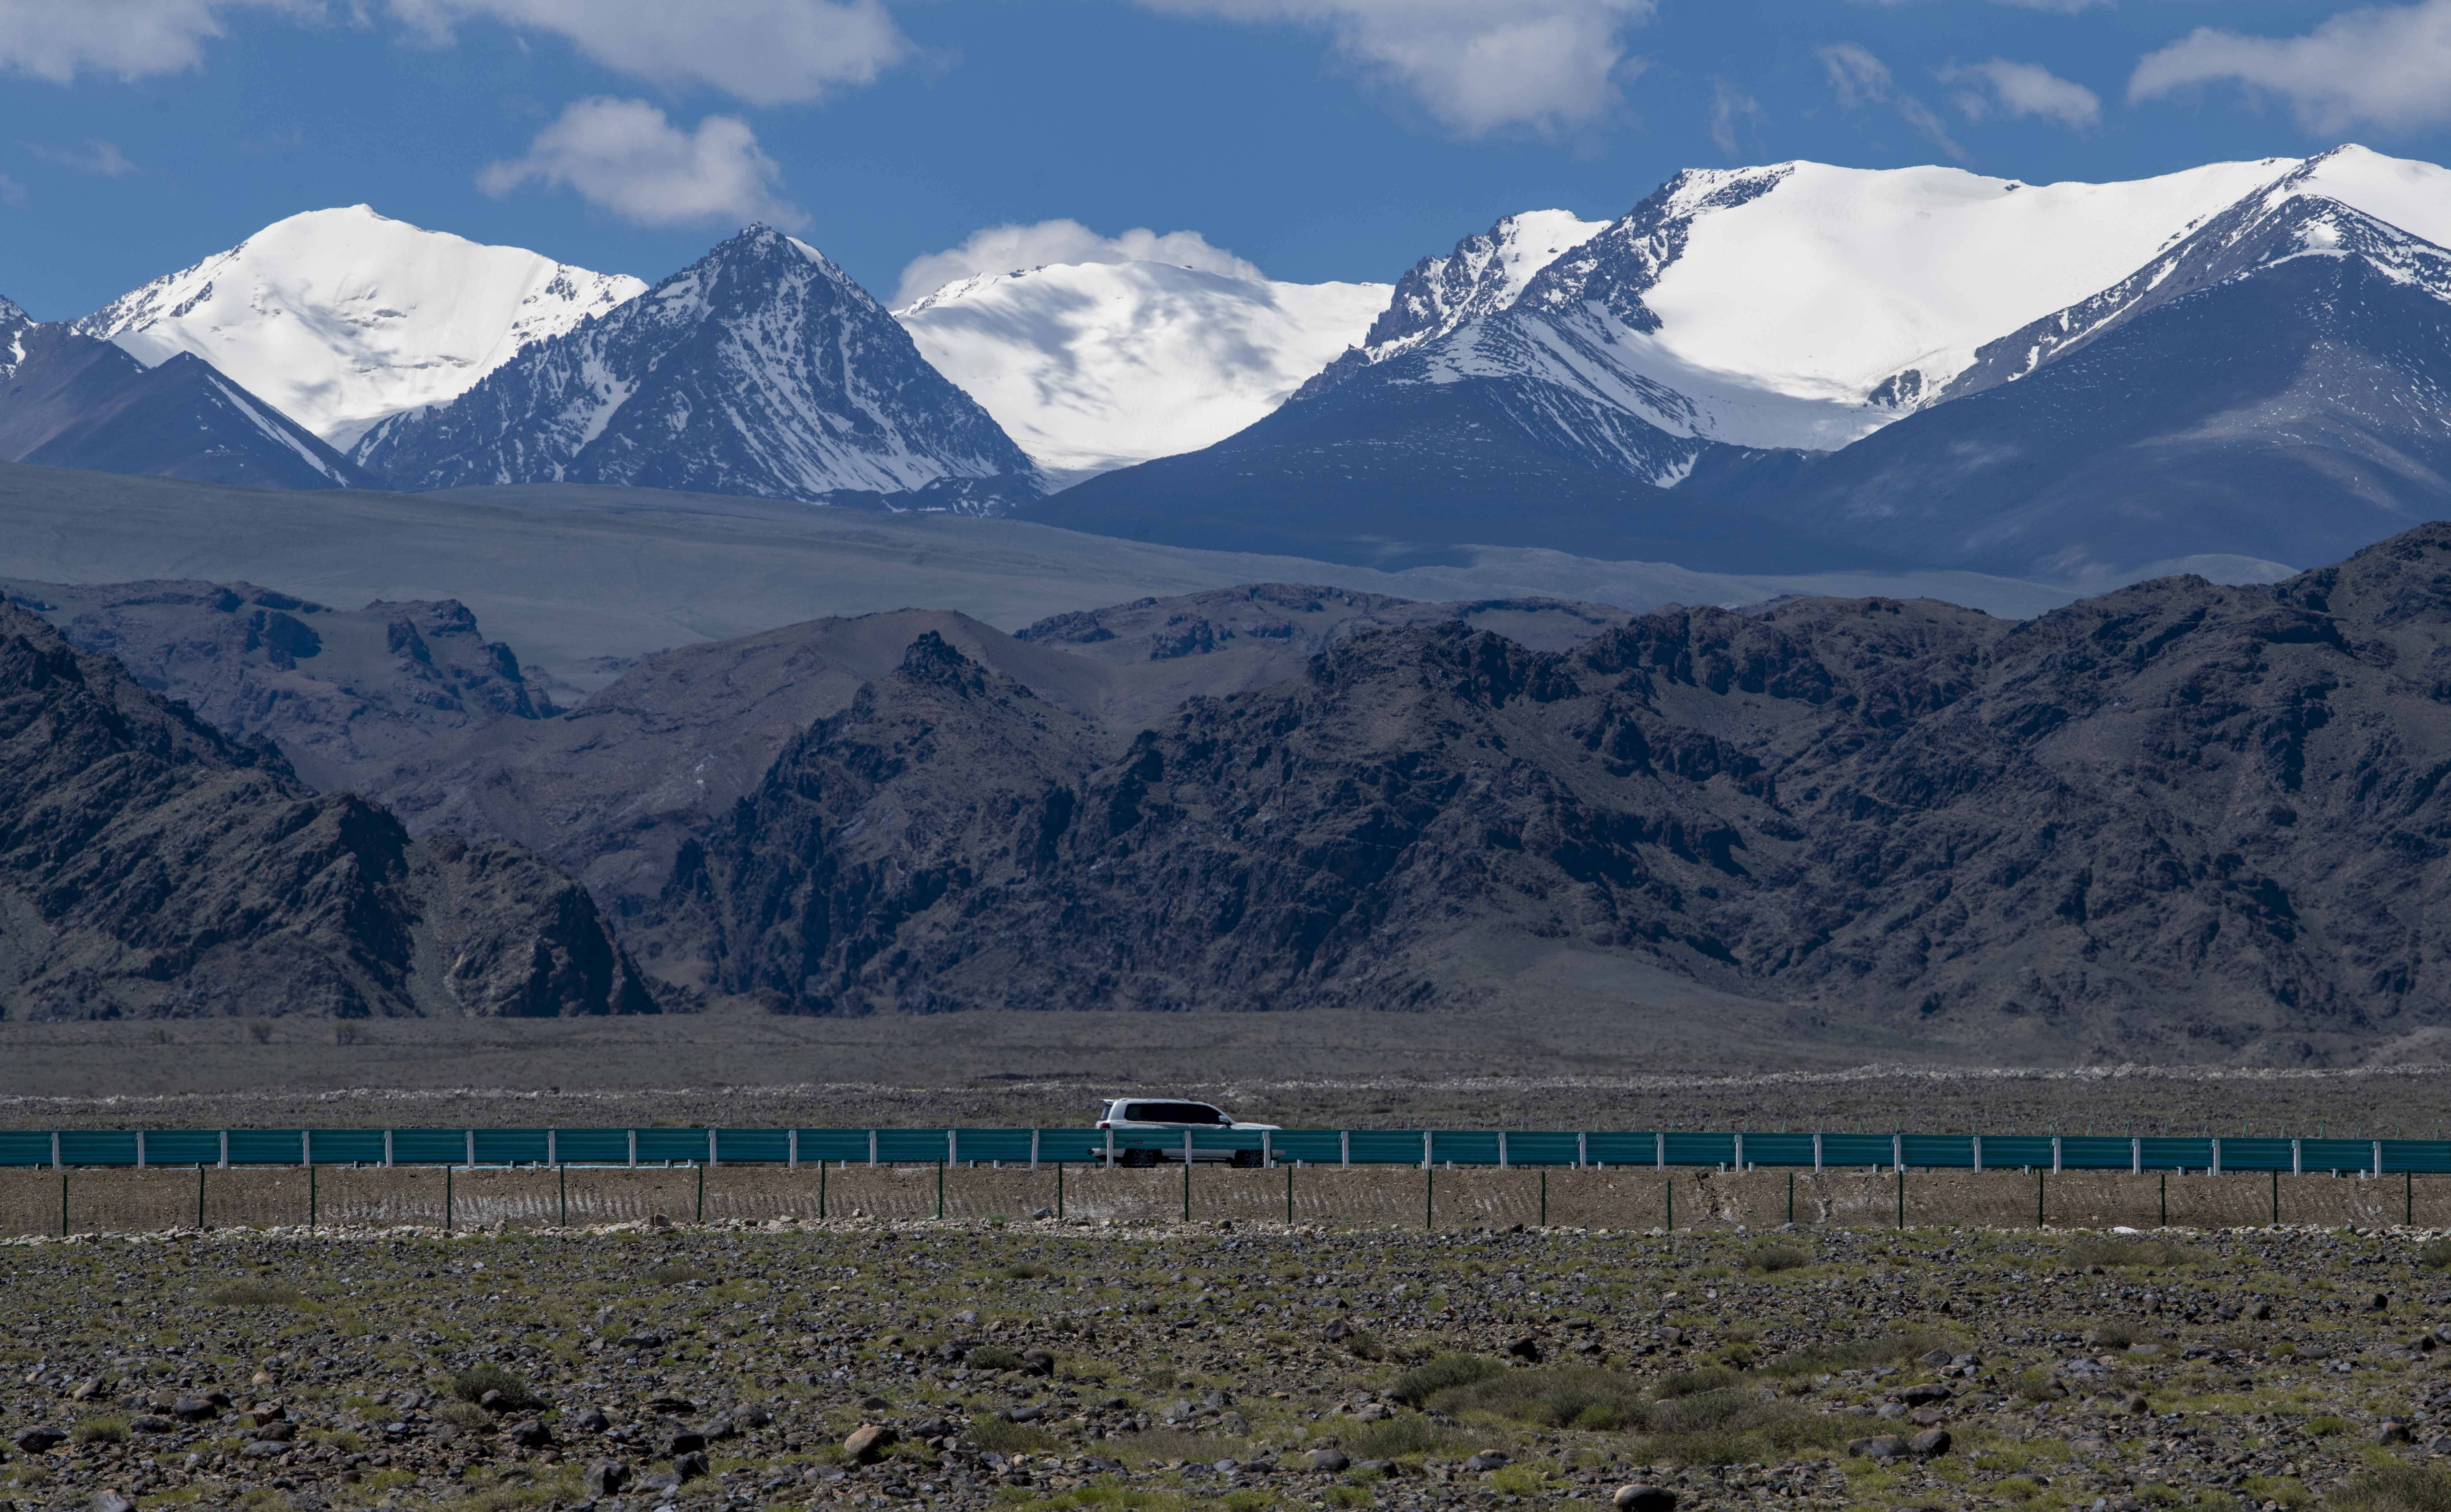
[{"left": 1095, "top": 1098, "right": 1280, "bottom": 1167}]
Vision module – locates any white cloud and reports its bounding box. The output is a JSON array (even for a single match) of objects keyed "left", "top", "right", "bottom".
[
  {"left": 0, "top": 0, "right": 314, "bottom": 82},
  {"left": 2129, "top": 0, "right": 2451, "bottom": 133},
  {"left": 477, "top": 98, "right": 804, "bottom": 229},
  {"left": 30, "top": 139, "right": 140, "bottom": 176},
  {"left": 1940, "top": 58, "right": 2102, "bottom": 128},
  {"left": 387, "top": 0, "right": 907, "bottom": 105},
  {"left": 894, "top": 221, "right": 1264, "bottom": 308},
  {"left": 1708, "top": 80, "right": 1766, "bottom": 157},
  {"left": 1817, "top": 41, "right": 1969, "bottom": 160},
  {"left": 1990, "top": 0, "right": 2110, "bottom": 12},
  {"left": 1133, "top": 0, "right": 1655, "bottom": 135}
]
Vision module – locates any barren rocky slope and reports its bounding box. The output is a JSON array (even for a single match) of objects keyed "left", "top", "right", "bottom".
[
  {"left": 0, "top": 602, "right": 654, "bottom": 1020},
  {"left": 654, "top": 526, "right": 2451, "bottom": 1064}
]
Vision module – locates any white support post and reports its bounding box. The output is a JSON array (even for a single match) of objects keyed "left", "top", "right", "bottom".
[
  {"left": 709, "top": 1129, "right": 720, "bottom": 1169},
  {"left": 1576, "top": 1132, "right": 1587, "bottom": 1170},
  {"left": 2375, "top": 1141, "right": 2385, "bottom": 1179},
  {"left": 1340, "top": 1131, "right": 1350, "bottom": 1169},
  {"left": 50, "top": 1132, "right": 61, "bottom": 1171},
  {"left": 219, "top": 1130, "right": 230, "bottom": 1170},
  {"left": 2293, "top": 1139, "right": 2302, "bottom": 1176},
  {"left": 136, "top": 1131, "right": 147, "bottom": 1170},
  {"left": 2051, "top": 1136, "right": 2063, "bottom": 1175},
  {"left": 302, "top": 1130, "right": 312, "bottom": 1169},
  {"left": 1972, "top": 1135, "right": 1983, "bottom": 1173},
  {"left": 1103, "top": 1128, "right": 1114, "bottom": 1169},
  {"left": 1892, "top": 1133, "right": 1904, "bottom": 1174},
  {"left": 2211, "top": 1138, "right": 2222, "bottom": 1176},
  {"left": 1813, "top": 1132, "right": 1823, "bottom": 1172},
  {"left": 628, "top": 1129, "right": 638, "bottom": 1169},
  {"left": 383, "top": 1129, "right": 394, "bottom": 1169},
  {"left": 1030, "top": 1130, "right": 1040, "bottom": 1171},
  {"left": 1733, "top": 1133, "right": 1745, "bottom": 1172},
  {"left": 2131, "top": 1137, "right": 2141, "bottom": 1175},
  {"left": 1655, "top": 1132, "right": 1665, "bottom": 1170},
  {"left": 869, "top": 1129, "right": 880, "bottom": 1168},
  {"left": 787, "top": 1129, "right": 797, "bottom": 1170},
  {"left": 1422, "top": 1132, "right": 1433, "bottom": 1171},
  {"left": 948, "top": 1129, "right": 958, "bottom": 1167},
  {"left": 1499, "top": 1133, "right": 1510, "bottom": 1170},
  {"left": 1184, "top": 1130, "right": 1195, "bottom": 1168},
  {"left": 465, "top": 1130, "right": 475, "bottom": 1169},
  {"left": 1261, "top": 1131, "right": 1272, "bottom": 1169}
]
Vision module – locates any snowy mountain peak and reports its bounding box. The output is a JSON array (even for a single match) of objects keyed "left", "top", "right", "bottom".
[
  {"left": 894, "top": 256, "right": 1389, "bottom": 483},
  {"left": 75, "top": 206, "right": 645, "bottom": 449},
  {"left": 1290, "top": 208, "right": 1604, "bottom": 403},
  {"left": 353, "top": 226, "right": 1041, "bottom": 508}
]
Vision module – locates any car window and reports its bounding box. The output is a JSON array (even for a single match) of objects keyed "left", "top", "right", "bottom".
[{"left": 1125, "top": 1102, "right": 1227, "bottom": 1124}]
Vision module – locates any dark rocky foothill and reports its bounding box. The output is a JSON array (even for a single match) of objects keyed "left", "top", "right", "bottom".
[{"left": 0, "top": 601, "right": 655, "bottom": 1019}]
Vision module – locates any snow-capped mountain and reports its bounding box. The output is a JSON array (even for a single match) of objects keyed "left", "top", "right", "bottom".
[
  {"left": 0, "top": 297, "right": 364, "bottom": 489},
  {"left": 894, "top": 260, "right": 1387, "bottom": 484},
  {"left": 1291, "top": 209, "right": 1603, "bottom": 402},
  {"left": 76, "top": 206, "right": 643, "bottom": 450},
  {"left": 1709, "top": 184, "right": 2451, "bottom": 581},
  {"left": 1043, "top": 145, "right": 2451, "bottom": 577},
  {"left": 354, "top": 227, "right": 1041, "bottom": 509}
]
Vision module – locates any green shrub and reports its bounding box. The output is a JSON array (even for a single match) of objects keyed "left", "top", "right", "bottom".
[
  {"left": 1759, "top": 1330, "right": 1952, "bottom": 1378},
  {"left": 448, "top": 1364, "right": 543, "bottom": 1411},
  {"left": 73, "top": 1418, "right": 128, "bottom": 1445},
  {"left": 1342, "top": 1414, "right": 1454, "bottom": 1461},
  {"left": 1639, "top": 1392, "right": 1851, "bottom": 1467},
  {"left": 1389, "top": 1354, "right": 1505, "bottom": 1405},
  {"left": 968, "top": 1416, "right": 1059, "bottom": 1454},
  {"left": 2333, "top": 1463, "right": 2451, "bottom": 1512},
  {"left": 1744, "top": 1245, "right": 1811, "bottom": 1274},
  {"left": 1002, "top": 1263, "right": 1050, "bottom": 1280},
  {"left": 1654, "top": 1367, "right": 1743, "bottom": 1399},
  {"left": 2419, "top": 1240, "right": 2451, "bottom": 1272},
  {"left": 967, "top": 1346, "right": 1025, "bottom": 1372},
  {"left": 1428, "top": 1366, "right": 1647, "bottom": 1430},
  {"left": 2084, "top": 1323, "right": 2139, "bottom": 1351},
  {"left": 1339, "top": 1329, "right": 1391, "bottom": 1362}
]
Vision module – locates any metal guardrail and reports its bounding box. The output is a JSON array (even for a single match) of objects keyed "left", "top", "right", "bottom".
[{"left": 0, "top": 1127, "right": 2436, "bottom": 1175}]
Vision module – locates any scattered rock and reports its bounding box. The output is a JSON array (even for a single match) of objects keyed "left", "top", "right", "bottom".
[
  {"left": 507, "top": 1420, "right": 552, "bottom": 1449},
  {"left": 2377, "top": 1420, "right": 2415, "bottom": 1445},
  {"left": 1615, "top": 1486, "right": 1677, "bottom": 1512},
  {"left": 1847, "top": 1436, "right": 1905, "bottom": 1462},
  {"left": 845, "top": 1424, "right": 897, "bottom": 1464},
  {"left": 1896, "top": 1382, "right": 1951, "bottom": 1406},
  {"left": 1310, "top": 1449, "right": 1350, "bottom": 1472},
  {"left": 128, "top": 1416, "right": 175, "bottom": 1435},
  {"left": 1463, "top": 1451, "right": 1511, "bottom": 1471},
  {"left": 90, "top": 1492, "right": 135, "bottom": 1512},
  {"left": 1909, "top": 1428, "right": 1952, "bottom": 1457},
  {"left": 170, "top": 1397, "right": 219, "bottom": 1423},
  {"left": 1322, "top": 1318, "right": 1350, "bottom": 1341},
  {"left": 12, "top": 1428, "right": 65, "bottom": 1454},
  {"left": 1022, "top": 1348, "right": 1056, "bottom": 1376},
  {"left": 662, "top": 1429, "right": 705, "bottom": 1458},
  {"left": 673, "top": 1449, "right": 710, "bottom": 1481},
  {"left": 572, "top": 1407, "right": 610, "bottom": 1434},
  {"left": 583, "top": 1459, "right": 631, "bottom": 1495},
  {"left": 2368, "top": 1293, "right": 2391, "bottom": 1312},
  {"left": 1504, "top": 1335, "right": 1542, "bottom": 1361}
]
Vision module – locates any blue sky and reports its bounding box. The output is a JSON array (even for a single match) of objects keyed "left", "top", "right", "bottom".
[{"left": 1, "top": 0, "right": 2447, "bottom": 319}]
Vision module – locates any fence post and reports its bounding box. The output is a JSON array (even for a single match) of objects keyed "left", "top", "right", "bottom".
[
  {"left": 1182, "top": 1141, "right": 1191, "bottom": 1223},
  {"left": 2036, "top": 1166, "right": 2045, "bottom": 1227},
  {"left": 309, "top": 1163, "right": 317, "bottom": 1233},
  {"left": 2292, "top": 1138, "right": 2302, "bottom": 1176},
  {"left": 2408, "top": 1169, "right": 2414, "bottom": 1226},
  {"left": 1665, "top": 1177, "right": 1672, "bottom": 1231},
  {"left": 1262, "top": 1130, "right": 1273, "bottom": 1169},
  {"left": 549, "top": 1129, "right": 560, "bottom": 1168},
  {"left": 1422, "top": 1132, "right": 1432, "bottom": 1171},
  {"left": 2272, "top": 1167, "right": 2279, "bottom": 1226},
  {"left": 444, "top": 1165, "right": 453, "bottom": 1233},
  {"left": 629, "top": 1129, "right": 639, "bottom": 1169},
  {"left": 2159, "top": 1172, "right": 2166, "bottom": 1228},
  {"left": 788, "top": 1129, "right": 798, "bottom": 1170},
  {"left": 1499, "top": 1133, "right": 1510, "bottom": 1170},
  {"left": 710, "top": 1129, "right": 720, "bottom": 1169},
  {"left": 2375, "top": 1140, "right": 2385, "bottom": 1179},
  {"left": 465, "top": 1130, "right": 475, "bottom": 1169},
  {"left": 1896, "top": 1165, "right": 1904, "bottom": 1230},
  {"left": 302, "top": 1130, "right": 312, "bottom": 1169},
  {"left": 1892, "top": 1133, "right": 1903, "bottom": 1174},
  {"left": 820, "top": 1162, "right": 828, "bottom": 1220},
  {"left": 1054, "top": 1162, "right": 1061, "bottom": 1220},
  {"left": 1540, "top": 1169, "right": 1547, "bottom": 1227},
  {"left": 1733, "top": 1133, "right": 1744, "bottom": 1171},
  {"left": 560, "top": 1163, "right": 568, "bottom": 1229},
  {"left": 1425, "top": 1165, "right": 1433, "bottom": 1231},
  {"left": 1030, "top": 1130, "right": 1040, "bottom": 1171},
  {"left": 197, "top": 1164, "right": 206, "bottom": 1231},
  {"left": 698, "top": 1162, "right": 706, "bottom": 1223},
  {"left": 1788, "top": 1170, "right": 1795, "bottom": 1224},
  {"left": 2051, "top": 1136, "right": 2063, "bottom": 1175},
  {"left": 1577, "top": 1132, "right": 1587, "bottom": 1170},
  {"left": 136, "top": 1131, "right": 147, "bottom": 1170},
  {"left": 384, "top": 1129, "right": 394, "bottom": 1169},
  {"left": 60, "top": 1171, "right": 67, "bottom": 1238},
  {"left": 1813, "top": 1132, "right": 1823, "bottom": 1173},
  {"left": 935, "top": 1161, "right": 944, "bottom": 1220},
  {"left": 219, "top": 1130, "right": 230, "bottom": 1171},
  {"left": 2131, "top": 1137, "right": 2141, "bottom": 1175},
  {"left": 1972, "top": 1134, "right": 1982, "bottom": 1173},
  {"left": 1340, "top": 1131, "right": 1350, "bottom": 1169},
  {"left": 1105, "top": 1128, "right": 1114, "bottom": 1169},
  {"left": 1286, "top": 1162, "right": 1294, "bottom": 1225},
  {"left": 50, "top": 1131, "right": 60, "bottom": 1171},
  {"left": 2212, "top": 1137, "right": 2222, "bottom": 1176},
  {"left": 869, "top": 1129, "right": 879, "bottom": 1169},
  {"left": 1655, "top": 1132, "right": 1665, "bottom": 1170},
  {"left": 949, "top": 1129, "right": 959, "bottom": 1168}
]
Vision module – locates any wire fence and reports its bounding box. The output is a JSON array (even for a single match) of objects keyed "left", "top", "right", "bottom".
[{"left": 0, "top": 1126, "right": 2438, "bottom": 1174}]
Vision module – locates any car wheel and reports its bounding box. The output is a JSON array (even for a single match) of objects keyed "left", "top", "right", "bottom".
[
  {"left": 1230, "top": 1150, "right": 1262, "bottom": 1169},
  {"left": 1121, "top": 1150, "right": 1159, "bottom": 1169}
]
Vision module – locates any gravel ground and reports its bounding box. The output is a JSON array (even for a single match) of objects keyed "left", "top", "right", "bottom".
[{"left": 4, "top": 1218, "right": 2450, "bottom": 1512}]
